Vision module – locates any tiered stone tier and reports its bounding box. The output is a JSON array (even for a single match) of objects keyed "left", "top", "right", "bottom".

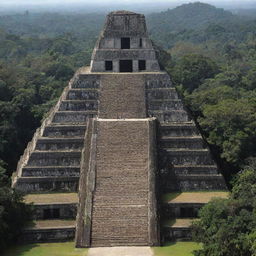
[
  {"left": 145, "top": 73, "right": 227, "bottom": 240},
  {"left": 146, "top": 73, "right": 226, "bottom": 192},
  {"left": 12, "top": 71, "right": 99, "bottom": 242}
]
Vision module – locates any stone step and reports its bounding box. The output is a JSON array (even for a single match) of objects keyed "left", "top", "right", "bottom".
[
  {"left": 92, "top": 197, "right": 148, "bottom": 205},
  {"left": 91, "top": 218, "right": 148, "bottom": 226},
  {"left": 171, "top": 165, "right": 218, "bottom": 175},
  {"left": 95, "top": 177, "right": 148, "bottom": 184},
  {"left": 93, "top": 190, "right": 149, "bottom": 197},
  {"left": 91, "top": 234, "right": 149, "bottom": 240},
  {"left": 15, "top": 176, "right": 79, "bottom": 193},
  {"left": 43, "top": 124, "right": 86, "bottom": 137},
  {"left": 160, "top": 136, "right": 204, "bottom": 149},
  {"left": 22, "top": 220, "right": 75, "bottom": 243},
  {"left": 160, "top": 122, "right": 199, "bottom": 137},
  {"left": 91, "top": 239, "right": 148, "bottom": 247},
  {"left": 148, "top": 110, "right": 190, "bottom": 122},
  {"left": 72, "top": 75, "right": 100, "bottom": 88},
  {"left": 22, "top": 166, "right": 80, "bottom": 177},
  {"left": 165, "top": 149, "right": 215, "bottom": 165},
  {"left": 25, "top": 193, "right": 78, "bottom": 220},
  {"left": 67, "top": 89, "right": 98, "bottom": 100},
  {"left": 146, "top": 88, "right": 178, "bottom": 99},
  {"left": 163, "top": 174, "right": 227, "bottom": 192},
  {"left": 94, "top": 186, "right": 149, "bottom": 192},
  {"left": 52, "top": 111, "right": 97, "bottom": 124},
  {"left": 36, "top": 137, "right": 84, "bottom": 151},
  {"left": 27, "top": 151, "right": 81, "bottom": 166},
  {"left": 148, "top": 99, "right": 184, "bottom": 111},
  {"left": 59, "top": 100, "right": 98, "bottom": 111},
  {"left": 91, "top": 227, "right": 148, "bottom": 236}
]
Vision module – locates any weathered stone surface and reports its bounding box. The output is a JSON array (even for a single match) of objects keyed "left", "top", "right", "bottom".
[
  {"left": 22, "top": 166, "right": 80, "bottom": 177},
  {"left": 22, "top": 226, "right": 75, "bottom": 243},
  {"left": 15, "top": 176, "right": 79, "bottom": 193},
  {"left": 76, "top": 118, "right": 159, "bottom": 247},
  {"left": 75, "top": 119, "right": 96, "bottom": 248},
  {"left": 99, "top": 74, "right": 146, "bottom": 119},
  {"left": 32, "top": 203, "right": 77, "bottom": 220},
  {"left": 91, "top": 11, "right": 160, "bottom": 72},
  {"left": 43, "top": 125, "right": 86, "bottom": 137}
]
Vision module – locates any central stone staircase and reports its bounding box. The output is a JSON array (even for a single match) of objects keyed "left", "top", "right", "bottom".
[{"left": 90, "top": 120, "right": 152, "bottom": 247}]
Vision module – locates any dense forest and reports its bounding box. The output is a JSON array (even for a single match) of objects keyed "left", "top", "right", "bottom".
[{"left": 0, "top": 2, "right": 256, "bottom": 254}]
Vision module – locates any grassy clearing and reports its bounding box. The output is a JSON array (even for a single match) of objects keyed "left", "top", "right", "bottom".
[
  {"left": 153, "top": 242, "right": 202, "bottom": 256},
  {"left": 3, "top": 241, "right": 201, "bottom": 256},
  {"left": 25, "top": 193, "right": 78, "bottom": 204},
  {"left": 162, "top": 192, "right": 181, "bottom": 202},
  {"left": 162, "top": 191, "right": 229, "bottom": 203},
  {"left": 163, "top": 218, "right": 198, "bottom": 227},
  {"left": 3, "top": 242, "right": 88, "bottom": 256}
]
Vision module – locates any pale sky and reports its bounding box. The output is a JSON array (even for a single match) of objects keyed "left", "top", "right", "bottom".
[
  {"left": 0, "top": 0, "right": 255, "bottom": 5},
  {"left": 0, "top": 0, "right": 255, "bottom": 12}
]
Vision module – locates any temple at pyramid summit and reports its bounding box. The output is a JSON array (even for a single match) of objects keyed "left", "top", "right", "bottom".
[{"left": 12, "top": 11, "right": 228, "bottom": 247}]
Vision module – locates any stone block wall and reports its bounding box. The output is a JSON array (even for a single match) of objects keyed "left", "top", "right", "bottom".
[{"left": 99, "top": 74, "right": 147, "bottom": 118}]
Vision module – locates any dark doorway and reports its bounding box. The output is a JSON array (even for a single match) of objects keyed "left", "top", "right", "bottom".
[
  {"left": 53, "top": 209, "right": 60, "bottom": 218},
  {"left": 43, "top": 208, "right": 60, "bottom": 219},
  {"left": 105, "top": 61, "right": 113, "bottom": 71},
  {"left": 180, "top": 207, "right": 194, "bottom": 218},
  {"left": 120, "top": 60, "right": 133, "bottom": 72},
  {"left": 121, "top": 37, "right": 130, "bottom": 49},
  {"left": 43, "top": 209, "right": 51, "bottom": 219},
  {"left": 139, "top": 38, "right": 143, "bottom": 48},
  {"left": 139, "top": 60, "right": 146, "bottom": 71}
]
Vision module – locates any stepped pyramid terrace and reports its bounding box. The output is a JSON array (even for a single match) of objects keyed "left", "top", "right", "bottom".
[{"left": 12, "top": 10, "right": 228, "bottom": 247}]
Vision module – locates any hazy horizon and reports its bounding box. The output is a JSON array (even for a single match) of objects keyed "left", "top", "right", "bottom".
[{"left": 1, "top": 0, "right": 256, "bottom": 13}]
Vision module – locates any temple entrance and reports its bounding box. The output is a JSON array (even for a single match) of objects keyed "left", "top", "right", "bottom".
[
  {"left": 43, "top": 208, "right": 60, "bottom": 219},
  {"left": 119, "top": 60, "right": 133, "bottom": 72},
  {"left": 121, "top": 37, "right": 130, "bottom": 49},
  {"left": 180, "top": 207, "right": 194, "bottom": 218}
]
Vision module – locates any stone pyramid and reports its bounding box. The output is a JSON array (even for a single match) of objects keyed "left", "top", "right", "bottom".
[{"left": 12, "top": 11, "right": 227, "bottom": 246}]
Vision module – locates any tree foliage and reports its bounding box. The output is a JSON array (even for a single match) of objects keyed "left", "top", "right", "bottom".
[
  {"left": 192, "top": 160, "right": 256, "bottom": 256},
  {"left": 0, "top": 160, "right": 32, "bottom": 252},
  {"left": 171, "top": 54, "right": 219, "bottom": 92}
]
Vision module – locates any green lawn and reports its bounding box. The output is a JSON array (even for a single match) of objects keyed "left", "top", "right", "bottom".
[
  {"left": 3, "top": 242, "right": 88, "bottom": 256},
  {"left": 153, "top": 242, "right": 202, "bottom": 256},
  {"left": 3, "top": 241, "right": 201, "bottom": 256}
]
